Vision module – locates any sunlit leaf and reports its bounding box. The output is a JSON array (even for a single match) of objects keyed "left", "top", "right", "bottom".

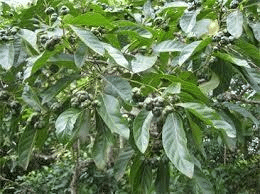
[
  {"left": 70, "top": 25, "right": 105, "bottom": 55},
  {"left": 103, "top": 76, "right": 132, "bottom": 102},
  {"left": 177, "top": 103, "right": 236, "bottom": 138},
  {"left": 114, "top": 147, "right": 134, "bottom": 180},
  {"left": 162, "top": 113, "right": 194, "bottom": 178},
  {"left": 131, "top": 54, "right": 157, "bottom": 73},
  {"left": 0, "top": 43, "right": 14, "bottom": 70},
  {"left": 133, "top": 109, "right": 153, "bottom": 153},
  {"left": 97, "top": 94, "right": 130, "bottom": 139},
  {"left": 55, "top": 109, "right": 82, "bottom": 144},
  {"left": 227, "top": 10, "right": 243, "bottom": 38},
  {"left": 18, "top": 126, "right": 38, "bottom": 170}
]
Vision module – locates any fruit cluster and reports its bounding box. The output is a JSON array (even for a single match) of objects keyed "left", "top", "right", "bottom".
[
  {"left": 39, "top": 34, "right": 61, "bottom": 51},
  {"left": 0, "top": 27, "right": 19, "bottom": 42},
  {"left": 27, "top": 112, "right": 46, "bottom": 129},
  {"left": 70, "top": 90, "right": 97, "bottom": 109},
  {"left": 44, "top": 5, "right": 70, "bottom": 22},
  {"left": 212, "top": 30, "right": 235, "bottom": 51},
  {"left": 187, "top": 0, "right": 202, "bottom": 11}
]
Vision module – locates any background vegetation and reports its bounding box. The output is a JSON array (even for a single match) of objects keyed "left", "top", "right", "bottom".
[{"left": 0, "top": 0, "right": 259, "bottom": 193}]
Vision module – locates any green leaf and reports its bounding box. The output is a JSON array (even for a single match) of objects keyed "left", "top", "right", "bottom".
[
  {"left": 74, "top": 110, "right": 92, "bottom": 144},
  {"left": 114, "top": 147, "right": 134, "bottom": 180},
  {"left": 193, "top": 168, "right": 214, "bottom": 194},
  {"left": 74, "top": 42, "right": 89, "bottom": 68},
  {"left": 237, "top": 67, "right": 260, "bottom": 92},
  {"left": 93, "top": 114, "right": 113, "bottom": 169},
  {"left": 104, "top": 43, "right": 130, "bottom": 69},
  {"left": 199, "top": 72, "right": 220, "bottom": 95},
  {"left": 177, "top": 103, "right": 236, "bottom": 138},
  {"left": 227, "top": 10, "right": 243, "bottom": 38},
  {"left": 22, "top": 84, "right": 44, "bottom": 112},
  {"left": 187, "top": 114, "right": 206, "bottom": 157},
  {"left": 130, "top": 158, "right": 153, "bottom": 194},
  {"left": 171, "top": 41, "right": 201, "bottom": 66},
  {"left": 70, "top": 25, "right": 105, "bottom": 55},
  {"left": 163, "top": 82, "right": 181, "bottom": 96},
  {"left": 115, "top": 21, "right": 153, "bottom": 38},
  {"left": 97, "top": 94, "right": 130, "bottom": 139},
  {"left": 103, "top": 76, "right": 132, "bottom": 102},
  {"left": 40, "top": 74, "right": 79, "bottom": 104},
  {"left": 223, "top": 102, "right": 259, "bottom": 128},
  {"left": 18, "top": 29, "right": 39, "bottom": 55},
  {"left": 64, "top": 12, "right": 113, "bottom": 28},
  {"left": 215, "top": 52, "right": 250, "bottom": 68},
  {"left": 153, "top": 40, "right": 185, "bottom": 53},
  {"left": 155, "top": 157, "right": 170, "bottom": 194},
  {"left": 47, "top": 53, "right": 76, "bottom": 68},
  {"left": 180, "top": 10, "right": 198, "bottom": 33},
  {"left": 131, "top": 54, "right": 157, "bottom": 73},
  {"left": 55, "top": 108, "right": 82, "bottom": 144},
  {"left": 18, "top": 126, "right": 37, "bottom": 170},
  {"left": 250, "top": 22, "right": 260, "bottom": 42},
  {"left": 192, "top": 19, "right": 212, "bottom": 37},
  {"left": 133, "top": 109, "right": 153, "bottom": 153},
  {"left": 162, "top": 113, "right": 194, "bottom": 178},
  {"left": 0, "top": 43, "right": 14, "bottom": 70},
  {"left": 31, "top": 45, "right": 64, "bottom": 74}
]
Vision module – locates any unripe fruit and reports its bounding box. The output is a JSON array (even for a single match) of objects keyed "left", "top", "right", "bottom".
[{"left": 45, "top": 7, "right": 55, "bottom": 15}]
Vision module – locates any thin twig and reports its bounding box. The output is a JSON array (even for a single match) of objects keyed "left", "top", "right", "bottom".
[{"left": 0, "top": 175, "right": 35, "bottom": 193}]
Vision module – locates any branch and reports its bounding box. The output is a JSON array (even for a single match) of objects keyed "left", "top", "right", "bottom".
[
  {"left": 0, "top": 175, "right": 35, "bottom": 193},
  {"left": 230, "top": 94, "right": 260, "bottom": 105}
]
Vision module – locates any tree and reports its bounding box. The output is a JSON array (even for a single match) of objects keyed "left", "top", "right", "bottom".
[{"left": 0, "top": 0, "right": 259, "bottom": 193}]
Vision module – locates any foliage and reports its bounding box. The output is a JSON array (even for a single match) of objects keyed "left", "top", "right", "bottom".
[{"left": 0, "top": 0, "right": 259, "bottom": 193}]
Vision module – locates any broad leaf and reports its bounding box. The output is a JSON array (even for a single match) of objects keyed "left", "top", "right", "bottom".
[
  {"left": 73, "top": 109, "right": 92, "bottom": 144},
  {"left": 103, "top": 76, "right": 132, "bottom": 102},
  {"left": 162, "top": 113, "right": 194, "bottom": 178},
  {"left": 0, "top": 43, "right": 14, "bottom": 70},
  {"left": 215, "top": 52, "right": 250, "bottom": 68},
  {"left": 180, "top": 10, "right": 198, "bottom": 33},
  {"left": 163, "top": 82, "right": 181, "bottom": 96},
  {"left": 93, "top": 114, "right": 113, "bottom": 169},
  {"left": 192, "top": 19, "right": 212, "bottom": 37},
  {"left": 114, "top": 147, "right": 134, "bottom": 180},
  {"left": 199, "top": 72, "right": 220, "bottom": 95},
  {"left": 237, "top": 67, "right": 260, "bottom": 92},
  {"left": 22, "top": 84, "right": 44, "bottom": 112},
  {"left": 74, "top": 42, "right": 89, "bottom": 68},
  {"left": 177, "top": 103, "right": 236, "bottom": 138},
  {"left": 40, "top": 74, "right": 79, "bottom": 104},
  {"left": 193, "top": 168, "right": 214, "bottom": 194},
  {"left": 130, "top": 158, "right": 153, "bottom": 194},
  {"left": 223, "top": 102, "right": 259, "bottom": 128},
  {"left": 187, "top": 114, "right": 206, "bottom": 157},
  {"left": 115, "top": 21, "right": 153, "bottom": 38},
  {"left": 31, "top": 45, "right": 64, "bottom": 74},
  {"left": 155, "top": 157, "right": 170, "bottom": 194},
  {"left": 153, "top": 40, "right": 185, "bottom": 53},
  {"left": 227, "top": 10, "right": 243, "bottom": 38},
  {"left": 19, "top": 29, "right": 39, "bottom": 55},
  {"left": 47, "top": 53, "right": 75, "bottom": 68},
  {"left": 18, "top": 126, "right": 38, "bottom": 169},
  {"left": 171, "top": 41, "right": 201, "bottom": 66},
  {"left": 131, "top": 54, "right": 157, "bottom": 73},
  {"left": 64, "top": 12, "right": 113, "bottom": 28},
  {"left": 133, "top": 109, "right": 153, "bottom": 153},
  {"left": 70, "top": 25, "right": 105, "bottom": 55},
  {"left": 104, "top": 43, "right": 129, "bottom": 69},
  {"left": 250, "top": 22, "right": 260, "bottom": 42},
  {"left": 97, "top": 94, "right": 130, "bottom": 139},
  {"left": 55, "top": 109, "right": 81, "bottom": 144}
]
